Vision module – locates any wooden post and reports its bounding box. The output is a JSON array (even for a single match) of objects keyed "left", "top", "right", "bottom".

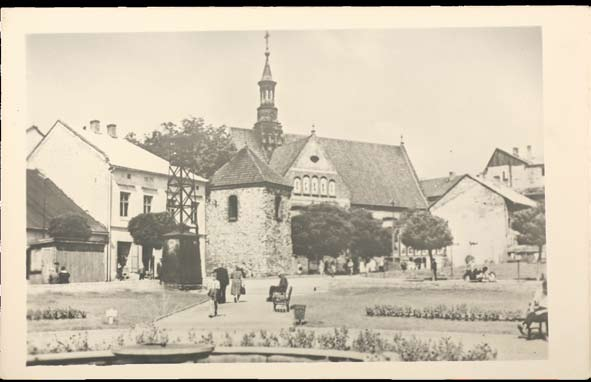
[{"left": 517, "top": 259, "right": 521, "bottom": 281}]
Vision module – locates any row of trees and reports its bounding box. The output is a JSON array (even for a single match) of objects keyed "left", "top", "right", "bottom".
[{"left": 292, "top": 204, "right": 454, "bottom": 280}]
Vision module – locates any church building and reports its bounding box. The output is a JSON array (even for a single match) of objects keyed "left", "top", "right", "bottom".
[{"left": 205, "top": 32, "right": 428, "bottom": 277}]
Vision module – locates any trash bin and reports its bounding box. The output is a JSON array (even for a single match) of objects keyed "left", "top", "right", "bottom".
[{"left": 292, "top": 304, "right": 306, "bottom": 325}]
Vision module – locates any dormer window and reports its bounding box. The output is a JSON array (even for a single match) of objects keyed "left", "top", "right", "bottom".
[{"left": 310, "top": 155, "right": 319, "bottom": 163}]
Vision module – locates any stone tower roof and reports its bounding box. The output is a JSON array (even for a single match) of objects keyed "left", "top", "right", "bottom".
[{"left": 210, "top": 146, "right": 292, "bottom": 189}]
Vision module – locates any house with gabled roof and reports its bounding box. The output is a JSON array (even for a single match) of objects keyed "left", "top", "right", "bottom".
[
  {"left": 27, "top": 119, "right": 208, "bottom": 281},
  {"left": 26, "top": 169, "right": 109, "bottom": 283},
  {"left": 481, "top": 146, "right": 545, "bottom": 202},
  {"left": 424, "top": 173, "right": 537, "bottom": 266}
]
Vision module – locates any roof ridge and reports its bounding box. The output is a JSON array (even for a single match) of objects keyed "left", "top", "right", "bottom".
[{"left": 399, "top": 144, "right": 429, "bottom": 209}]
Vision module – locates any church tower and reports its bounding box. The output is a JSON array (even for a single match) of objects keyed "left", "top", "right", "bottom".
[{"left": 254, "top": 31, "right": 284, "bottom": 156}]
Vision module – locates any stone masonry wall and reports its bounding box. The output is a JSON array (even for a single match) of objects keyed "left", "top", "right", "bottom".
[{"left": 206, "top": 186, "right": 294, "bottom": 278}]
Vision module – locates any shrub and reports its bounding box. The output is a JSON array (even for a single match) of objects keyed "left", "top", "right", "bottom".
[
  {"left": 132, "top": 322, "right": 169, "bottom": 346},
  {"left": 317, "top": 327, "right": 350, "bottom": 351},
  {"left": 26, "top": 307, "right": 87, "bottom": 321},
  {"left": 279, "top": 327, "right": 315, "bottom": 348},
  {"left": 48, "top": 213, "right": 92, "bottom": 241},
  {"left": 366, "top": 304, "right": 523, "bottom": 322},
  {"left": 352, "top": 329, "right": 388, "bottom": 354}
]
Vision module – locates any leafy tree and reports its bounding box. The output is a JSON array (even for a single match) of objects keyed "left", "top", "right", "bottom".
[
  {"left": 125, "top": 117, "right": 237, "bottom": 178},
  {"left": 128, "top": 212, "right": 177, "bottom": 273},
  {"left": 511, "top": 202, "right": 546, "bottom": 262},
  {"left": 291, "top": 203, "right": 354, "bottom": 269},
  {"left": 47, "top": 213, "right": 92, "bottom": 241},
  {"left": 400, "top": 210, "right": 453, "bottom": 281},
  {"left": 349, "top": 208, "right": 392, "bottom": 260}
]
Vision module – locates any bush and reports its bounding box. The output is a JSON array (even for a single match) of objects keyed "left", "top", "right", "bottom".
[
  {"left": 47, "top": 213, "right": 92, "bottom": 241},
  {"left": 366, "top": 304, "right": 523, "bottom": 322},
  {"left": 27, "top": 307, "right": 87, "bottom": 320},
  {"left": 317, "top": 327, "right": 350, "bottom": 351},
  {"left": 352, "top": 329, "right": 388, "bottom": 354},
  {"left": 132, "top": 322, "right": 169, "bottom": 346}
]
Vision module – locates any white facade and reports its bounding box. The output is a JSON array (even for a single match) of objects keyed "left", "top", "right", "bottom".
[
  {"left": 429, "top": 176, "right": 536, "bottom": 267},
  {"left": 27, "top": 120, "right": 208, "bottom": 281}
]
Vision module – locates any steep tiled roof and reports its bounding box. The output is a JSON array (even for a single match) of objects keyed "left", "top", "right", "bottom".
[
  {"left": 268, "top": 136, "right": 312, "bottom": 175},
  {"left": 230, "top": 128, "right": 428, "bottom": 209},
  {"left": 27, "top": 169, "right": 107, "bottom": 233},
  {"left": 210, "top": 146, "right": 291, "bottom": 189},
  {"left": 420, "top": 174, "right": 466, "bottom": 201}
]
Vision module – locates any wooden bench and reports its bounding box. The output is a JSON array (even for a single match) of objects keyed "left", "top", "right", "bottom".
[
  {"left": 273, "top": 286, "right": 292, "bottom": 312},
  {"left": 527, "top": 310, "right": 548, "bottom": 340}
]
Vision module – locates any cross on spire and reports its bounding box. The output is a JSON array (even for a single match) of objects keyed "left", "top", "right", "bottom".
[{"left": 264, "top": 31, "right": 270, "bottom": 55}]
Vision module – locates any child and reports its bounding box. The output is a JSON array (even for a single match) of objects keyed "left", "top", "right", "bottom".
[{"left": 206, "top": 274, "right": 221, "bottom": 318}]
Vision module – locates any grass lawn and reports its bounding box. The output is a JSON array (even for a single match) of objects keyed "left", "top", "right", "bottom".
[
  {"left": 292, "top": 281, "right": 537, "bottom": 335},
  {"left": 27, "top": 286, "right": 208, "bottom": 332}
]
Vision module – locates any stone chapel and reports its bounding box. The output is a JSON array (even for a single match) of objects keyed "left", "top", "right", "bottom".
[{"left": 205, "top": 32, "right": 428, "bottom": 277}]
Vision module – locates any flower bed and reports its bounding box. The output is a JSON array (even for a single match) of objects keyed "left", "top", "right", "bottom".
[
  {"left": 366, "top": 304, "right": 523, "bottom": 322},
  {"left": 28, "top": 324, "right": 497, "bottom": 362},
  {"left": 27, "top": 307, "right": 87, "bottom": 320}
]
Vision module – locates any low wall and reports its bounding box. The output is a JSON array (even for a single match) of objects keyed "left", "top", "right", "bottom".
[{"left": 27, "top": 346, "right": 371, "bottom": 366}]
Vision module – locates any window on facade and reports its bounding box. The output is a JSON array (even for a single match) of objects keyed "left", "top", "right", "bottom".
[
  {"left": 328, "top": 180, "right": 336, "bottom": 197},
  {"left": 502, "top": 171, "right": 508, "bottom": 182},
  {"left": 320, "top": 177, "right": 328, "bottom": 196},
  {"left": 293, "top": 177, "right": 301, "bottom": 194},
  {"left": 274, "top": 195, "right": 282, "bottom": 221},
  {"left": 310, "top": 155, "right": 319, "bottom": 163},
  {"left": 143, "top": 195, "right": 153, "bottom": 214},
  {"left": 228, "top": 195, "right": 238, "bottom": 222},
  {"left": 120, "top": 192, "right": 130, "bottom": 217},
  {"left": 191, "top": 202, "right": 199, "bottom": 225},
  {"left": 311, "top": 176, "right": 319, "bottom": 195},
  {"left": 302, "top": 176, "right": 310, "bottom": 194}
]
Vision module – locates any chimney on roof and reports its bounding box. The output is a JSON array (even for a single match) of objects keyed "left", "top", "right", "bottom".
[
  {"left": 448, "top": 171, "right": 455, "bottom": 181},
  {"left": 90, "top": 120, "right": 101, "bottom": 134},
  {"left": 527, "top": 145, "right": 533, "bottom": 160},
  {"left": 512, "top": 147, "right": 519, "bottom": 157},
  {"left": 107, "top": 124, "right": 117, "bottom": 138}
]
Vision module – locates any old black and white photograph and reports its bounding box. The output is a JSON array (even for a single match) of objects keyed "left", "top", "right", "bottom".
[{"left": 1, "top": 6, "right": 590, "bottom": 380}]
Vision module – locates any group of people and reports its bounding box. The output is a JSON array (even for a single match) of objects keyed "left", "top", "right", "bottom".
[
  {"left": 48, "top": 263, "right": 70, "bottom": 284},
  {"left": 463, "top": 265, "right": 497, "bottom": 282},
  {"left": 205, "top": 265, "right": 246, "bottom": 318}
]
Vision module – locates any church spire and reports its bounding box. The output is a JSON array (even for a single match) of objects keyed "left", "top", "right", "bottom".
[{"left": 254, "top": 30, "right": 283, "bottom": 157}]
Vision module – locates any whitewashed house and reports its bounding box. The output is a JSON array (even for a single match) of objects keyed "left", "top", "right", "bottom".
[
  {"left": 424, "top": 174, "right": 537, "bottom": 267},
  {"left": 27, "top": 119, "right": 208, "bottom": 281}
]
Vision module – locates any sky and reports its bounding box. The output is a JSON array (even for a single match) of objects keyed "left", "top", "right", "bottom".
[{"left": 26, "top": 28, "right": 543, "bottom": 179}]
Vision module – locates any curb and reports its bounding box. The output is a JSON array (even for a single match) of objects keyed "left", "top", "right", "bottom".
[{"left": 153, "top": 298, "right": 209, "bottom": 322}]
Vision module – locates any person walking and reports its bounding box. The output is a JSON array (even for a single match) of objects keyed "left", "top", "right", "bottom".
[
  {"left": 214, "top": 266, "right": 229, "bottom": 304},
  {"left": 230, "top": 266, "right": 243, "bottom": 303},
  {"left": 330, "top": 262, "right": 337, "bottom": 278},
  {"left": 206, "top": 273, "right": 220, "bottom": 318},
  {"left": 347, "top": 258, "right": 354, "bottom": 276}
]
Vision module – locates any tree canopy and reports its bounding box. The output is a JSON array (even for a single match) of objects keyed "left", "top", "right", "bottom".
[
  {"left": 125, "top": 117, "right": 237, "bottom": 179},
  {"left": 291, "top": 203, "right": 354, "bottom": 262},
  {"left": 127, "top": 212, "right": 177, "bottom": 250},
  {"left": 47, "top": 213, "right": 92, "bottom": 241},
  {"left": 349, "top": 208, "right": 392, "bottom": 260},
  {"left": 511, "top": 202, "right": 546, "bottom": 251},
  {"left": 400, "top": 210, "right": 453, "bottom": 252}
]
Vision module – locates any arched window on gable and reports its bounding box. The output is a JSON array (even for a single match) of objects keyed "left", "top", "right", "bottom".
[
  {"left": 320, "top": 177, "right": 328, "bottom": 196},
  {"left": 311, "top": 176, "right": 319, "bottom": 195},
  {"left": 293, "top": 177, "right": 301, "bottom": 194},
  {"left": 228, "top": 195, "right": 238, "bottom": 222},
  {"left": 302, "top": 176, "right": 310, "bottom": 195},
  {"left": 328, "top": 180, "right": 336, "bottom": 197}
]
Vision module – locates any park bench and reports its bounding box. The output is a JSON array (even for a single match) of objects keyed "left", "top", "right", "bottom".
[
  {"left": 273, "top": 286, "right": 293, "bottom": 312},
  {"left": 527, "top": 310, "right": 548, "bottom": 340}
]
